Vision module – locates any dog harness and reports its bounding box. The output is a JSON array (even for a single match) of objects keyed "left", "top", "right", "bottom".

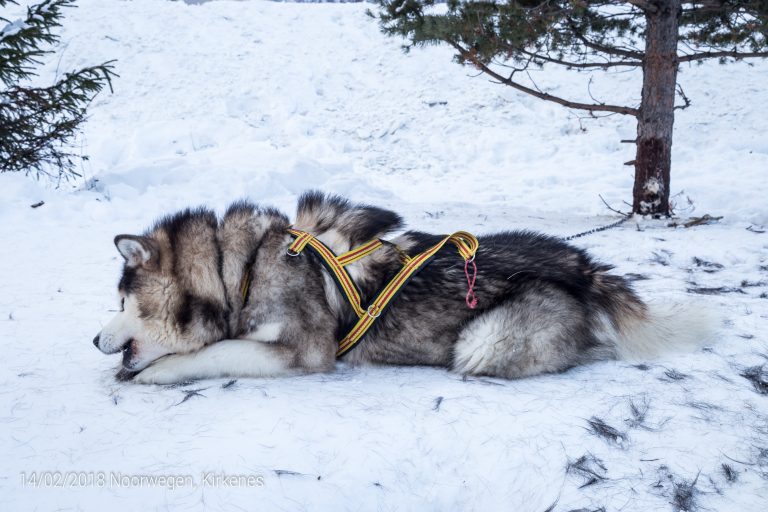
[{"left": 285, "top": 228, "right": 480, "bottom": 357}]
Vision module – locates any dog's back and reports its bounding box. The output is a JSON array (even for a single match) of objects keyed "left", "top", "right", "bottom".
[{"left": 341, "top": 227, "right": 713, "bottom": 379}]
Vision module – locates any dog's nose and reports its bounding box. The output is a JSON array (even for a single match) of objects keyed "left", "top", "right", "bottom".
[{"left": 93, "top": 333, "right": 101, "bottom": 348}]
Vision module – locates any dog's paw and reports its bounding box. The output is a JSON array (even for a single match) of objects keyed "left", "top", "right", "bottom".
[
  {"left": 133, "top": 358, "right": 186, "bottom": 385},
  {"left": 115, "top": 367, "right": 138, "bottom": 382}
]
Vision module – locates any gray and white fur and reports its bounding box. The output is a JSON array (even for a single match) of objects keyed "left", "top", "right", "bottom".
[{"left": 93, "top": 191, "right": 714, "bottom": 384}]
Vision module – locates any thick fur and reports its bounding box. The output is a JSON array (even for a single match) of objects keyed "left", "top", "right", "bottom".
[{"left": 94, "top": 192, "right": 713, "bottom": 384}]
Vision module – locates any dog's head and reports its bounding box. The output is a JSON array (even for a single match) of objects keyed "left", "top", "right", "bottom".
[
  {"left": 93, "top": 192, "right": 403, "bottom": 376},
  {"left": 93, "top": 209, "right": 230, "bottom": 372}
]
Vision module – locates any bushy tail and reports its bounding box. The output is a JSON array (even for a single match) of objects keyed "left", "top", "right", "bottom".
[{"left": 614, "top": 302, "right": 719, "bottom": 361}]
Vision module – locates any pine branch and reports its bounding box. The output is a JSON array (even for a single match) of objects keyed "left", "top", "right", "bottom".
[
  {"left": 0, "top": 61, "right": 117, "bottom": 177},
  {"left": 678, "top": 49, "right": 768, "bottom": 62},
  {"left": 680, "top": 0, "right": 752, "bottom": 13},
  {"left": 0, "top": 0, "right": 116, "bottom": 179},
  {"left": 449, "top": 41, "right": 639, "bottom": 117},
  {"left": 565, "top": 19, "right": 645, "bottom": 60},
  {"left": 0, "top": 0, "right": 75, "bottom": 85}
]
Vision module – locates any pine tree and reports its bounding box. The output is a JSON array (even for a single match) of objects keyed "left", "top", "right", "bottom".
[
  {"left": 373, "top": 0, "right": 768, "bottom": 216},
  {"left": 0, "top": 0, "right": 115, "bottom": 181}
]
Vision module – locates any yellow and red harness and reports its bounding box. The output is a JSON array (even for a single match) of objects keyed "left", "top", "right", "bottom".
[{"left": 285, "top": 228, "right": 480, "bottom": 357}]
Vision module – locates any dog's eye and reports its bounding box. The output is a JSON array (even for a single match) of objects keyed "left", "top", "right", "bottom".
[{"left": 120, "top": 298, "right": 125, "bottom": 312}]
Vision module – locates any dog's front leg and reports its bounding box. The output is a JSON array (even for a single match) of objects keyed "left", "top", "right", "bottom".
[{"left": 133, "top": 339, "right": 300, "bottom": 385}]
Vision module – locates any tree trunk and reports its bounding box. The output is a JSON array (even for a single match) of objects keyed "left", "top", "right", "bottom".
[{"left": 633, "top": 0, "right": 681, "bottom": 216}]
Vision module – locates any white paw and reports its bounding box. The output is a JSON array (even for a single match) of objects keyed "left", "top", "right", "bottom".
[{"left": 133, "top": 357, "right": 186, "bottom": 385}]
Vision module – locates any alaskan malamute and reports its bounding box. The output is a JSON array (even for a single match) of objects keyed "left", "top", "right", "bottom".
[{"left": 93, "top": 192, "right": 711, "bottom": 384}]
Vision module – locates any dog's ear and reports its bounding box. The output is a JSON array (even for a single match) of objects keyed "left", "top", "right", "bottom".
[{"left": 114, "top": 235, "right": 158, "bottom": 268}]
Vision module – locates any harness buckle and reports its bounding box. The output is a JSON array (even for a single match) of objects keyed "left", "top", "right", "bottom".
[
  {"left": 366, "top": 304, "right": 382, "bottom": 319},
  {"left": 286, "top": 249, "right": 301, "bottom": 257}
]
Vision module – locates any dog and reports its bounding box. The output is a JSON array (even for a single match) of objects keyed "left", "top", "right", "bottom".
[{"left": 93, "top": 191, "right": 712, "bottom": 384}]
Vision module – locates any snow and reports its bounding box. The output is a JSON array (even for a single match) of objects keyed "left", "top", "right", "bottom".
[
  {"left": 0, "top": 18, "right": 26, "bottom": 41},
  {"left": 1, "top": 0, "right": 767, "bottom": 510}
]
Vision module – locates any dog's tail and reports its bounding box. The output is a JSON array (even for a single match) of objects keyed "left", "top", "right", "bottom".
[{"left": 612, "top": 301, "right": 719, "bottom": 361}]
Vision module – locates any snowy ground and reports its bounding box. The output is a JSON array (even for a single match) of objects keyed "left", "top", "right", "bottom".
[{"left": 1, "top": 1, "right": 767, "bottom": 510}]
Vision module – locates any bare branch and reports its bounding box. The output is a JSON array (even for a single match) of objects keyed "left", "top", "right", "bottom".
[
  {"left": 518, "top": 49, "right": 642, "bottom": 69},
  {"left": 579, "top": 38, "right": 644, "bottom": 60},
  {"left": 674, "top": 84, "right": 692, "bottom": 111},
  {"left": 449, "top": 43, "right": 639, "bottom": 117},
  {"left": 586, "top": 76, "right": 600, "bottom": 105},
  {"left": 599, "top": 194, "right": 631, "bottom": 216},
  {"left": 679, "top": 50, "right": 768, "bottom": 62}
]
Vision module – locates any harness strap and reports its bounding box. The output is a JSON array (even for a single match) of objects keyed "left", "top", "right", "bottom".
[
  {"left": 287, "top": 228, "right": 479, "bottom": 358},
  {"left": 336, "top": 239, "right": 384, "bottom": 266},
  {"left": 287, "top": 228, "right": 368, "bottom": 318},
  {"left": 336, "top": 231, "right": 478, "bottom": 356}
]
